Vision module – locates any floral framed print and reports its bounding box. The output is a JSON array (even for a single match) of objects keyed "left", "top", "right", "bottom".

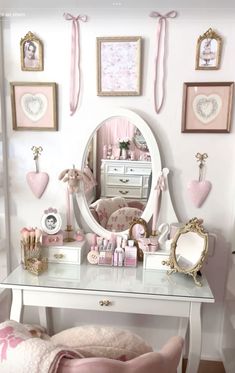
[
  {"left": 181, "top": 82, "right": 234, "bottom": 133},
  {"left": 10, "top": 82, "right": 58, "bottom": 131},
  {"left": 195, "top": 28, "right": 222, "bottom": 70},
  {"left": 20, "top": 31, "right": 43, "bottom": 71},
  {"left": 97, "top": 36, "right": 142, "bottom": 96}
]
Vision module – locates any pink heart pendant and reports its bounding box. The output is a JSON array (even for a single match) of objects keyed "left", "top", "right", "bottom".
[
  {"left": 26, "top": 172, "right": 49, "bottom": 198},
  {"left": 187, "top": 180, "right": 212, "bottom": 208}
]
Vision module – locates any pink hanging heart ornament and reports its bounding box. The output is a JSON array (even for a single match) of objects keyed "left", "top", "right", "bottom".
[
  {"left": 26, "top": 146, "right": 49, "bottom": 198},
  {"left": 187, "top": 180, "right": 212, "bottom": 208},
  {"left": 26, "top": 172, "right": 49, "bottom": 198}
]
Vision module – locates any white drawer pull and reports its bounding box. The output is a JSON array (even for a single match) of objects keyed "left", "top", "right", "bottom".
[
  {"left": 113, "top": 168, "right": 118, "bottom": 171},
  {"left": 119, "top": 190, "right": 129, "bottom": 195},
  {"left": 54, "top": 253, "right": 64, "bottom": 259},
  {"left": 99, "top": 300, "right": 111, "bottom": 306},
  {"left": 120, "top": 178, "right": 129, "bottom": 183}
]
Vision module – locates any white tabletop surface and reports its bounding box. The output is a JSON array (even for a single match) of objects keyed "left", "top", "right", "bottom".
[{"left": 0, "top": 263, "right": 214, "bottom": 302}]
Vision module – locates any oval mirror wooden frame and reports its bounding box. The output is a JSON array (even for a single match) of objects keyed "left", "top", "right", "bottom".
[
  {"left": 75, "top": 108, "right": 162, "bottom": 239},
  {"left": 163, "top": 217, "right": 208, "bottom": 286},
  {"left": 128, "top": 218, "right": 148, "bottom": 261}
]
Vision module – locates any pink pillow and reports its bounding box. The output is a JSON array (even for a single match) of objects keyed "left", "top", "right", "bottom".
[
  {"left": 51, "top": 325, "right": 152, "bottom": 360},
  {"left": 106, "top": 207, "right": 142, "bottom": 232},
  {"left": 57, "top": 336, "right": 184, "bottom": 373}
]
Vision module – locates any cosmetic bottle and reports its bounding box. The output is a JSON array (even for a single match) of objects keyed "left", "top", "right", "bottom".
[
  {"left": 115, "top": 236, "right": 124, "bottom": 267},
  {"left": 87, "top": 246, "right": 99, "bottom": 265},
  {"left": 124, "top": 240, "right": 137, "bottom": 267}
]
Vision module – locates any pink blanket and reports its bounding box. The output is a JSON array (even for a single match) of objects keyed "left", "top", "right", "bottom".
[{"left": 0, "top": 320, "right": 83, "bottom": 373}]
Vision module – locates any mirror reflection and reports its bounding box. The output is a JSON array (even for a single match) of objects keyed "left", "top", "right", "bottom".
[
  {"left": 175, "top": 232, "right": 205, "bottom": 271},
  {"left": 83, "top": 116, "right": 153, "bottom": 233}
]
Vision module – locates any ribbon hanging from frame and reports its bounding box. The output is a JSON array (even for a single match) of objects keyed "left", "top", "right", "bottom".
[
  {"left": 64, "top": 13, "right": 88, "bottom": 116},
  {"left": 149, "top": 10, "right": 177, "bottom": 114}
]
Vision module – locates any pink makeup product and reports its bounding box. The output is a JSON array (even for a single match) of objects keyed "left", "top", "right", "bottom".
[
  {"left": 87, "top": 249, "right": 99, "bottom": 265},
  {"left": 124, "top": 240, "right": 137, "bottom": 267}
]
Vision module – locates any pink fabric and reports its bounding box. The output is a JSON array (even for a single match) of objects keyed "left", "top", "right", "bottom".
[
  {"left": 57, "top": 336, "right": 184, "bottom": 373},
  {"left": 89, "top": 197, "right": 128, "bottom": 228},
  {"left": 152, "top": 172, "right": 167, "bottom": 233},
  {"left": 106, "top": 207, "right": 142, "bottom": 232},
  {"left": 64, "top": 13, "right": 88, "bottom": 116},
  {"left": 150, "top": 10, "right": 177, "bottom": 113}
]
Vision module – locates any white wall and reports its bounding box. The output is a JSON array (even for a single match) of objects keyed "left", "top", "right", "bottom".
[{"left": 1, "top": 0, "right": 235, "bottom": 360}]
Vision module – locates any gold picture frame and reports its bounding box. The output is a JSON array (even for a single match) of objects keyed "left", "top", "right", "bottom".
[
  {"left": 181, "top": 82, "right": 234, "bottom": 133},
  {"left": 97, "top": 36, "right": 142, "bottom": 96},
  {"left": 195, "top": 28, "right": 222, "bottom": 70},
  {"left": 20, "top": 31, "right": 43, "bottom": 71},
  {"left": 10, "top": 82, "right": 58, "bottom": 131}
]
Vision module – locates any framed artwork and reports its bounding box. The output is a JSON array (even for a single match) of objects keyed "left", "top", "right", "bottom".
[
  {"left": 20, "top": 31, "right": 43, "bottom": 71},
  {"left": 41, "top": 210, "right": 62, "bottom": 235},
  {"left": 97, "top": 36, "right": 142, "bottom": 96},
  {"left": 10, "top": 82, "right": 58, "bottom": 131},
  {"left": 181, "top": 82, "right": 234, "bottom": 133},
  {"left": 195, "top": 28, "right": 222, "bottom": 70}
]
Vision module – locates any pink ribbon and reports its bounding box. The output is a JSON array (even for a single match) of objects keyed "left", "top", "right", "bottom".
[
  {"left": 150, "top": 10, "right": 177, "bottom": 114},
  {"left": 64, "top": 13, "right": 88, "bottom": 116}
]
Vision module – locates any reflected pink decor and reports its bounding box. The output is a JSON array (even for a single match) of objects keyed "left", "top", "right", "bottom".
[
  {"left": 150, "top": 10, "right": 177, "bottom": 113},
  {"left": 26, "top": 171, "right": 49, "bottom": 199},
  {"left": 187, "top": 180, "right": 212, "bottom": 208}
]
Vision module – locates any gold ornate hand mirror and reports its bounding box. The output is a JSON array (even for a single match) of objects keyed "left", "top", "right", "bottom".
[{"left": 163, "top": 218, "right": 208, "bottom": 286}]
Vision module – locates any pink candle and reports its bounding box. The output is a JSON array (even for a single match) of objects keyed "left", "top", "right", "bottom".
[{"left": 67, "top": 187, "right": 71, "bottom": 227}]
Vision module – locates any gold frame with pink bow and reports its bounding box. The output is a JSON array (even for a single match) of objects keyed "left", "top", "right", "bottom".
[{"left": 181, "top": 82, "right": 234, "bottom": 133}]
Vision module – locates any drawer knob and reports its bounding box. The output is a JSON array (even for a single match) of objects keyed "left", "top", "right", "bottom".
[
  {"left": 99, "top": 300, "right": 111, "bottom": 306},
  {"left": 119, "top": 190, "right": 129, "bottom": 195},
  {"left": 114, "top": 168, "right": 118, "bottom": 171},
  {"left": 54, "top": 253, "right": 64, "bottom": 259},
  {"left": 120, "top": 178, "right": 129, "bottom": 183}
]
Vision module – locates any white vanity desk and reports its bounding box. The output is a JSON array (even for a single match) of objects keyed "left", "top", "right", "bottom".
[{"left": 0, "top": 262, "right": 214, "bottom": 373}]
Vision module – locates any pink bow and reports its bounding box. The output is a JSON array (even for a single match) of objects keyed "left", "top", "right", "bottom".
[
  {"left": 155, "top": 174, "right": 166, "bottom": 192},
  {"left": 64, "top": 13, "right": 88, "bottom": 116},
  {"left": 150, "top": 10, "right": 177, "bottom": 114}
]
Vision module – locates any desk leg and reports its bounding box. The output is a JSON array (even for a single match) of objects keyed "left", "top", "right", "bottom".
[
  {"left": 38, "top": 307, "right": 53, "bottom": 336},
  {"left": 10, "top": 289, "right": 23, "bottom": 322},
  {"left": 177, "top": 317, "right": 188, "bottom": 373},
  {"left": 186, "top": 302, "right": 201, "bottom": 373}
]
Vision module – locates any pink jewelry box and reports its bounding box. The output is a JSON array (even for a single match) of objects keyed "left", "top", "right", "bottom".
[{"left": 42, "top": 230, "right": 63, "bottom": 246}]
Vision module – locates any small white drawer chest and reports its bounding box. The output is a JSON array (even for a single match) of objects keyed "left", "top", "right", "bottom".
[{"left": 100, "top": 159, "right": 152, "bottom": 201}]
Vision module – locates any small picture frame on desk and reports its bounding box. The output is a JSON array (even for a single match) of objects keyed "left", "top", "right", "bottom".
[{"left": 41, "top": 209, "right": 62, "bottom": 235}]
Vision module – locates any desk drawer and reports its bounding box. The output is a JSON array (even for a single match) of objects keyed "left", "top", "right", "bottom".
[
  {"left": 125, "top": 166, "right": 151, "bottom": 175},
  {"left": 107, "top": 165, "right": 125, "bottom": 174},
  {"left": 24, "top": 290, "right": 190, "bottom": 318},
  {"left": 107, "top": 175, "right": 142, "bottom": 187},
  {"left": 105, "top": 186, "right": 142, "bottom": 198}
]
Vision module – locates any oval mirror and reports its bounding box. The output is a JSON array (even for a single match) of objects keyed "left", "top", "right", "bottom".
[
  {"left": 163, "top": 218, "right": 208, "bottom": 286},
  {"left": 75, "top": 108, "right": 161, "bottom": 239}
]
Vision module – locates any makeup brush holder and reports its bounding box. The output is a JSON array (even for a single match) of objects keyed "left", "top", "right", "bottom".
[{"left": 21, "top": 241, "right": 48, "bottom": 275}]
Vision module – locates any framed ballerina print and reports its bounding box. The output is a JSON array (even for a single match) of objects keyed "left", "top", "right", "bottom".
[
  {"left": 181, "top": 82, "right": 234, "bottom": 133},
  {"left": 10, "top": 82, "right": 58, "bottom": 131},
  {"left": 97, "top": 36, "right": 142, "bottom": 96},
  {"left": 195, "top": 28, "right": 222, "bottom": 70}
]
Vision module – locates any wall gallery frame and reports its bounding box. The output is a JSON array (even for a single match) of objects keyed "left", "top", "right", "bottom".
[
  {"left": 181, "top": 82, "right": 234, "bottom": 133},
  {"left": 97, "top": 36, "right": 142, "bottom": 96},
  {"left": 195, "top": 28, "right": 222, "bottom": 70},
  {"left": 10, "top": 82, "right": 58, "bottom": 131},
  {"left": 20, "top": 31, "right": 43, "bottom": 71}
]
